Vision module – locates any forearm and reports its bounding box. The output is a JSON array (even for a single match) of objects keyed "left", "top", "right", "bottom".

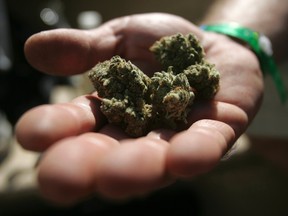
[{"left": 201, "top": 0, "right": 288, "bottom": 61}]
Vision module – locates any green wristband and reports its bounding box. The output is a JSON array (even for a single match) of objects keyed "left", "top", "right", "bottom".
[{"left": 201, "top": 23, "right": 287, "bottom": 104}]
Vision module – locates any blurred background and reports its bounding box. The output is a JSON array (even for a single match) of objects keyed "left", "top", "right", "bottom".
[{"left": 0, "top": 0, "right": 287, "bottom": 215}]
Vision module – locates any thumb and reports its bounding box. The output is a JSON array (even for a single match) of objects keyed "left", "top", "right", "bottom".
[{"left": 24, "top": 27, "right": 118, "bottom": 75}]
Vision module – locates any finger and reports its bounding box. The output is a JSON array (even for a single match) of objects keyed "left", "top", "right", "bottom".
[
  {"left": 37, "top": 133, "right": 119, "bottom": 205},
  {"left": 95, "top": 137, "right": 173, "bottom": 199},
  {"left": 166, "top": 119, "right": 236, "bottom": 178},
  {"left": 24, "top": 13, "right": 203, "bottom": 76},
  {"left": 185, "top": 101, "right": 249, "bottom": 136},
  {"left": 99, "top": 124, "right": 131, "bottom": 140},
  {"left": 24, "top": 27, "right": 118, "bottom": 75},
  {"left": 15, "top": 95, "right": 104, "bottom": 151},
  {"left": 167, "top": 101, "right": 248, "bottom": 177}
]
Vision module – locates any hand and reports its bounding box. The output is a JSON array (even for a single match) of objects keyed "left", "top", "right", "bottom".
[{"left": 15, "top": 13, "right": 263, "bottom": 205}]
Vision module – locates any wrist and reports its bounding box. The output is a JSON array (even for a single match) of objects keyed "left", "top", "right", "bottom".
[{"left": 201, "top": 23, "right": 287, "bottom": 104}]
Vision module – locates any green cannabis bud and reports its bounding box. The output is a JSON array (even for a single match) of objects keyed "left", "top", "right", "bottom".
[
  {"left": 150, "top": 67, "right": 194, "bottom": 128},
  {"left": 88, "top": 33, "right": 220, "bottom": 137},
  {"left": 150, "top": 33, "right": 204, "bottom": 73},
  {"left": 88, "top": 56, "right": 153, "bottom": 137}
]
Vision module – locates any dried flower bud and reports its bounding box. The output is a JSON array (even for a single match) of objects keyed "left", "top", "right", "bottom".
[
  {"left": 150, "top": 67, "right": 194, "bottom": 127},
  {"left": 184, "top": 61, "right": 220, "bottom": 99},
  {"left": 88, "top": 33, "right": 220, "bottom": 137},
  {"left": 88, "top": 56, "right": 153, "bottom": 137},
  {"left": 150, "top": 33, "right": 204, "bottom": 73}
]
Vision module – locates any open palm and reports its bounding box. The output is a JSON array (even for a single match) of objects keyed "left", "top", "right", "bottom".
[{"left": 16, "top": 13, "right": 263, "bottom": 204}]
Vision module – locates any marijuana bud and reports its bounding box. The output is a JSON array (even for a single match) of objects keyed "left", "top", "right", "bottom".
[
  {"left": 88, "top": 56, "right": 151, "bottom": 99},
  {"left": 88, "top": 33, "right": 220, "bottom": 137},
  {"left": 184, "top": 61, "right": 220, "bottom": 99},
  {"left": 150, "top": 33, "right": 205, "bottom": 73},
  {"left": 150, "top": 67, "right": 194, "bottom": 128},
  {"left": 88, "top": 56, "right": 153, "bottom": 137}
]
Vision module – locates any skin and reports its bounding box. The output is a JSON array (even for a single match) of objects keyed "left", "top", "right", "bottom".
[
  {"left": 15, "top": 13, "right": 263, "bottom": 205},
  {"left": 202, "top": 0, "right": 288, "bottom": 62}
]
